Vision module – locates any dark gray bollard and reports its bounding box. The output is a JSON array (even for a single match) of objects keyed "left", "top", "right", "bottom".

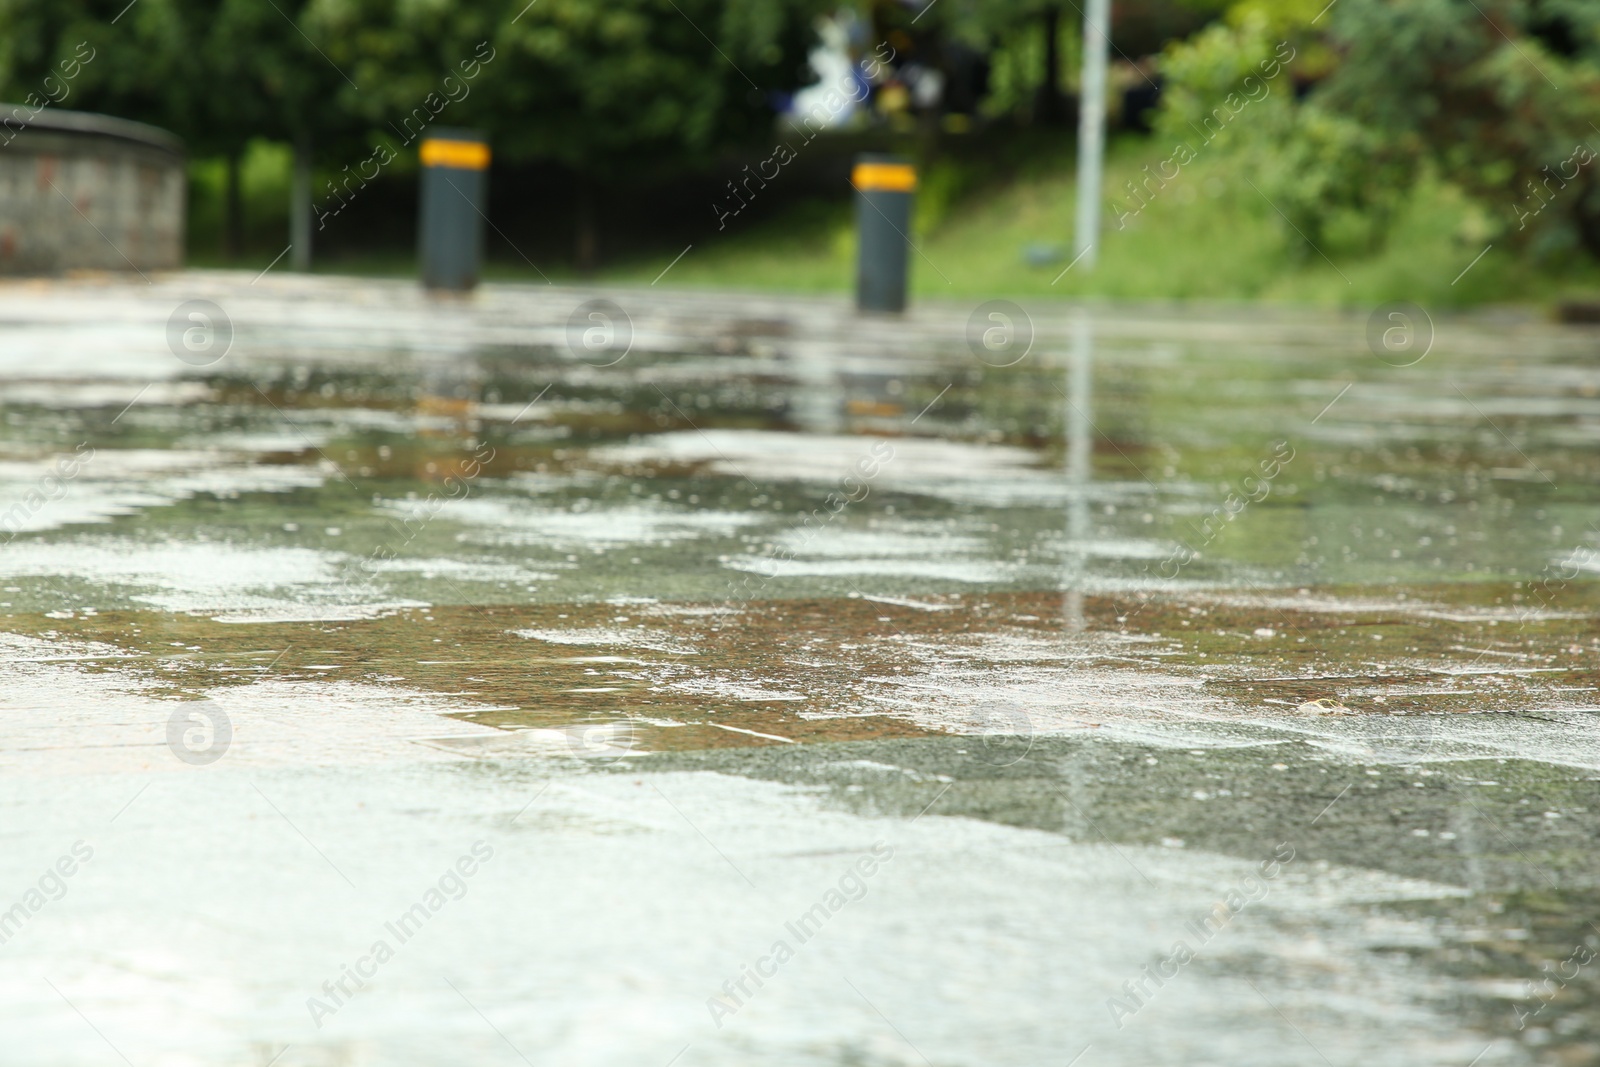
[
  {"left": 853, "top": 154, "right": 916, "bottom": 313},
  {"left": 418, "top": 129, "right": 490, "bottom": 291}
]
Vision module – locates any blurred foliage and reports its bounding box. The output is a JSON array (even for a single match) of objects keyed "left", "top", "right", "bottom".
[
  {"left": 1325, "top": 0, "right": 1600, "bottom": 259},
  {"left": 975, "top": 9, "right": 1078, "bottom": 119},
  {"left": 1154, "top": 6, "right": 1414, "bottom": 253},
  {"left": 0, "top": 0, "right": 832, "bottom": 177},
  {"left": 334, "top": 0, "right": 831, "bottom": 176},
  {"left": 933, "top": 0, "right": 1223, "bottom": 119},
  {"left": 602, "top": 135, "right": 1600, "bottom": 305},
  {"left": 935, "top": 0, "right": 1225, "bottom": 48},
  {"left": 0, "top": 0, "right": 358, "bottom": 157},
  {"left": 1155, "top": 0, "right": 1600, "bottom": 262}
]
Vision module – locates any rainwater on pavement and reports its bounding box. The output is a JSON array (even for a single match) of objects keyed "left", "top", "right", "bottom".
[{"left": 2, "top": 274, "right": 1598, "bottom": 1066}]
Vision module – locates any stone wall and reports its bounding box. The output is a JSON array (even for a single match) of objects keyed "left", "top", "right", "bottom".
[{"left": 0, "top": 108, "right": 184, "bottom": 275}]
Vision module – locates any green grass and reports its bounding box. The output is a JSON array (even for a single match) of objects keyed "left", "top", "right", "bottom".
[{"left": 598, "top": 138, "right": 1600, "bottom": 310}]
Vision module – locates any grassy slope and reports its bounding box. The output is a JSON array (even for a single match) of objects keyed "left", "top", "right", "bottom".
[{"left": 599, "top": 138, "right": 1600, "bottom": 310}]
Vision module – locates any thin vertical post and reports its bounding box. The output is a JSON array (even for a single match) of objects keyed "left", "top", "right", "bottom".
[
  {"left": 290, "top": 133, "right": 312, "bottom": 272},
  {"left": 1073, "top": 0, "right": 1111, "bottom": 269}
]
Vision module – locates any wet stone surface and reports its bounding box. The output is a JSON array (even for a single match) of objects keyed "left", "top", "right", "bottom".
[{"left": 2, "top": 275, "right": 1600, "bottom": 1065}]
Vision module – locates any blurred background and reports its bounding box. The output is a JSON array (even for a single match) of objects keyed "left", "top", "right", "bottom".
[{"left": 1, "top": 0, "right": 1598, "bottom": 306}]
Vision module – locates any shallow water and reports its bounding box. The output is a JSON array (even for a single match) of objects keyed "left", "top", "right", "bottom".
[{"left": 2, "top": 275, "right": 1599, "bottom": 1065}]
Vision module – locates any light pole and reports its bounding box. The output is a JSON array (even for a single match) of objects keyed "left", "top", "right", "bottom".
[{"left": 1072, "top": 0, "right": 1111, "bottom": 269}]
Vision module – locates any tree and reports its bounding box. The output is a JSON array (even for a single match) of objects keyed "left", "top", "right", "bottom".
[
  {"left": 181, "top": 0, "right": 366, "bottom": 268},
  {"left": 338, "top": 0, "right": 832, "bottom": 268},
  {"left": 0, "top": 0, "right": 362, "bottom": 266},
  {"left": 1322, "top": 0, "right": 1600, "bottom": 257},
  {"left": 1155, "top": 0, "right": 1600, "bottom": 260},
  {"left": 927, "top": 0, "right": 1221, "bottom": 124},
  {"left": 2, "top": 0, "right": 843, "bottom": 269}
]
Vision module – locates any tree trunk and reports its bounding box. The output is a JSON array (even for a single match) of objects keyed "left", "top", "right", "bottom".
[
  {"left": 1573, "top": 177, "right": 1600, "bottom": 260},
  {"left": 575, "top": 183, "right": 598, "bottom": 273},
  {"left": 222, "top": 150, "right": 244, "bottom": 261},
  {"left": 1036, "top": 6, "right": 1066, "bottom": 125},
  {"left": 290, "top": 133, "right": 312, "bottom": 271}
]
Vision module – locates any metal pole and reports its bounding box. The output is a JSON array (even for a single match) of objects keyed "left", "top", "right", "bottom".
[
  {"left": 1073, "top": 0, "right": 1111, "bottom": 269},
  {"left": 290, "top": 133, "right": 312, "bottom": 272}
]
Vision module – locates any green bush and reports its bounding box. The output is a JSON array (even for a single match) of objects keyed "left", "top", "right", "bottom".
[{"left": 1154, "top": 0, "right": 1600, "bottom": 264}]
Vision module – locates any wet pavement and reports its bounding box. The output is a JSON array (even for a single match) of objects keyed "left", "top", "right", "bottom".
[{"left": 2, "top": 273, "right": 1599, "bottom": 1065}]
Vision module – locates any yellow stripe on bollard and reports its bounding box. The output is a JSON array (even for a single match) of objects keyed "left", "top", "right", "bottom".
[
  {"left": 420, "top": 139, "right": 491, "bottom": 170},
  {"left": 851, "top": 162, "right": 917, "bottom": 192}
]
